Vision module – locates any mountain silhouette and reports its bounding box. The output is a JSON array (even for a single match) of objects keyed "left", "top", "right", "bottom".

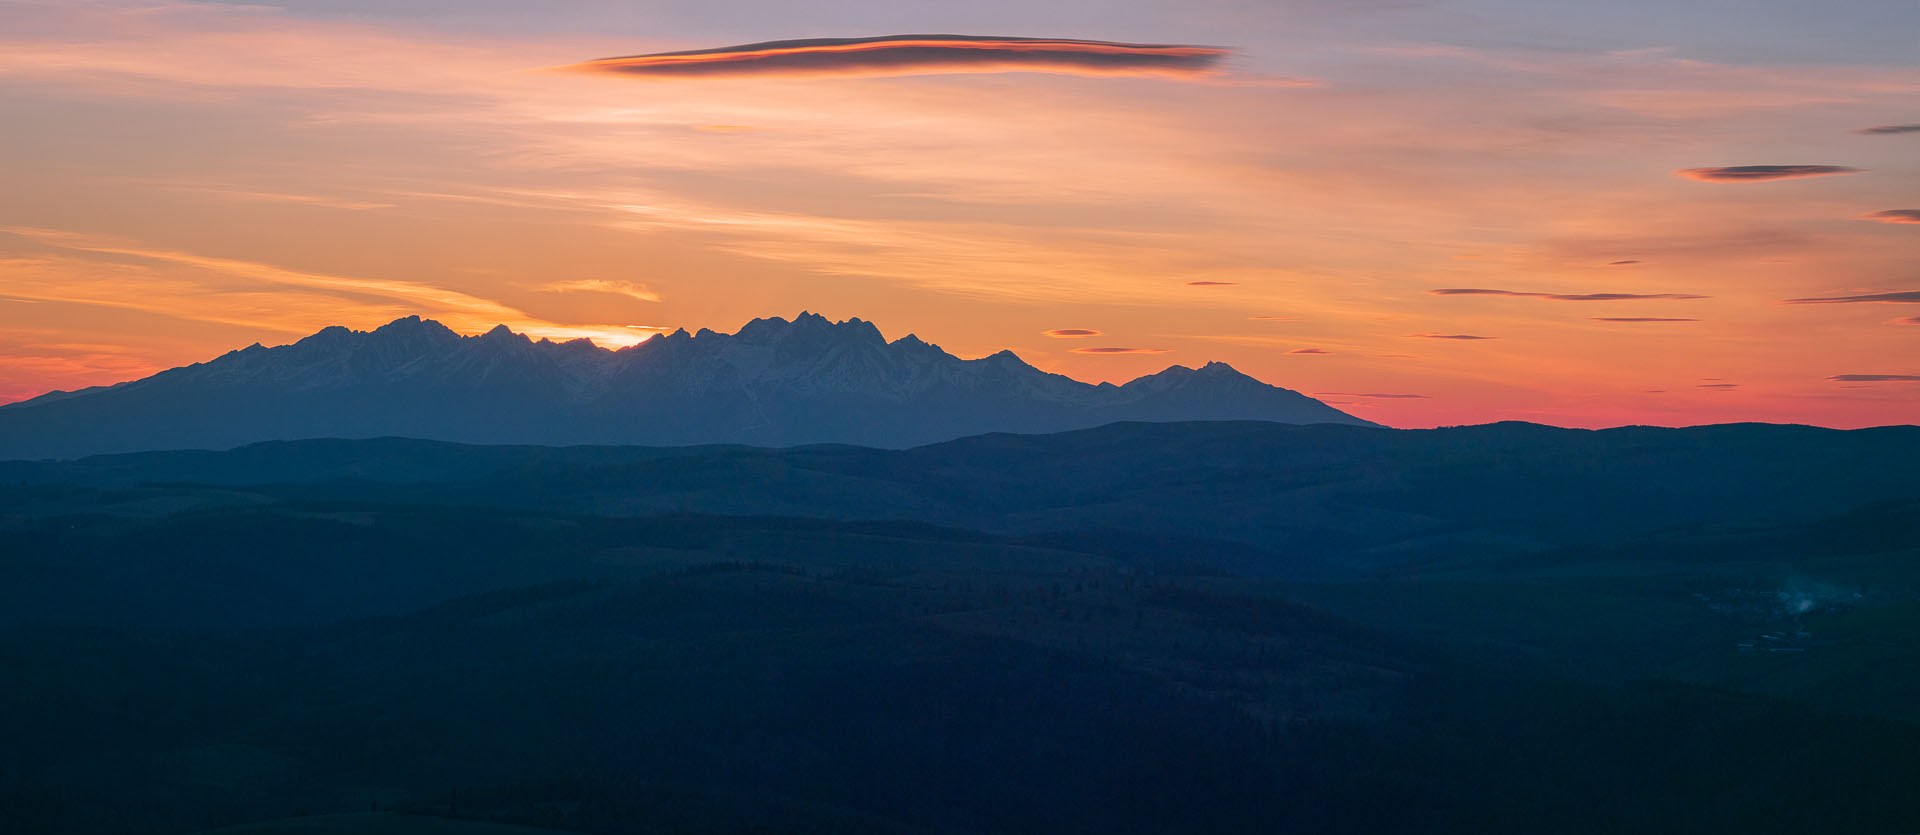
[{"left": 0, "top": 313, "right": 1374, "bottom": 459}]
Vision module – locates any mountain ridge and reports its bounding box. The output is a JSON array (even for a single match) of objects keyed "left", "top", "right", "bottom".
[{"left": 0, "top": 313, "right": 1376, "bottom": 459}]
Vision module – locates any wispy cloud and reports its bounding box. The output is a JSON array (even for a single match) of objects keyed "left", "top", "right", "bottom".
[
  {"left": 1862, "top": 210, "right": 1920, "bottom": 224},
  {"left": 1043, "top": 328, "right": 1100, "bottom": 337},
  {"left": 1589, "top": 317, "right": 1698, "bottom": 322},
  {"left": 1856, "top": 124, "right": 1920, "bottom": 135},
  {"left": 1674, "top": 165, "right": 1863, "bottom": 182},
  {"left": 1071, "top": 346, "right": 1169, "bottom": 354},
  {"left": 158, "top": 185, "right": 393, "bottom": 212},
  {"left": 533, "top": 279, "right": 662, "bottom": 303},
  {"left": 563, "top": 35, "right": 1229, "bottom": 81},
  {"left": 1247, "top": 315, "right": 1301, "bottom": 321},
  {"left": 1288, "top": 347, "right": 1329, "bottom": 354},
  {"left": 1606, "top": 259, "right": 1642, "bottom": 266},
  {"left": 0, "top": 227, "right": 659, "bottom": 346},
  {"left": 1431, "top": 288, "right": 1707, "bottom": 301},
  {"left": 1782, "top": 290, "right": 1920, "bottom": 304},
  {"left": 1698, "top": 383, "right": 1740, "bottom": 389},
  {"left": 1186, "top": 281, "right": 1238, "bottom": 286},
  {"left": 1408, "top": 333, "right": 1496, "bottom": 340},
  {"left": 1828, "top": 374, "right": 1920, "bottom": 382},
  {"left": 1892, "top": 317, "right": 1920, "bottom": 326}
]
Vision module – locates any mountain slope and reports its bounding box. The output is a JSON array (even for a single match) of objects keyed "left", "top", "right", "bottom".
[{"left": 0, "top": 313, "right": 1374, "bottom": 459}]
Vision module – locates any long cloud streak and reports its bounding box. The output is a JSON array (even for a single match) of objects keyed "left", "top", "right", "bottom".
[
  {"left": 1862, "top": 210, "right": 1920, "bottom": 224},
  {"left": 1674, "top": 165, "right": 1863, "bottom": 182},
  {"left": 1430, "top": 288, "right": 1708, "bottom": 301},
  {"left": 1783, "top": 290, "right": 1920, "bottom": 304},
  {"left": 564, "top": 35, "right": 1229, "bottom": 80}
]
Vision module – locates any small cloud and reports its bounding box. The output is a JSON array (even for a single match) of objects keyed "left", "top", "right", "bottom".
[
  {"left": 1857, "top": 124, "right": 1920, "bottom": 135},
  {"left": 1430, "top": 288, "right": 1707, "bottom": 301},
  {"left": 1247, "top": 315, "right": 1300, "bottom": 321},
  {"left": 565, "top": 35, "right": 1229, "bottom": 81},
  {"left": 1892, "top": 316, "right": 1920, "bottom": 326},
  {"left": 1606, "top": 260, "right": 1643, "bottom": 266},
  {"left": 1590, "top": 317, "right": 1698, "bottom": 323},
  {"left": 1288, "top": 347, "right": 1330, "bottom": 354},
  {"left": 1828, "top": 374, "right": 1920, "bottom": 382},
  {"left": 1071, "top": 346, "right": 1169, "bottom": 354},
  {"left": 536, "top": 279, "right": 662, "bottom": 303},
  {"left": 1782, "top": 290, "right": 1920, "bottom": 304},
  {"left": 1674, "top": 165, "right": 1863, "bottom": 182},
  {"left": 1697, "top": 383, "right": 1740, "bottom": 390},
  {"left": 1043, "top": 328, "right": 1101, "bottom": 337},
  {"left": 1314, "top": 392, "right": 1428, "bottom": 399},
  {"left": 1187, "top": 281, "right": 1238, "bottom": 286},
  {"left": 1645, "top": 389, "right": 1667, "bottom": 393},
  {"left": 1862, "top": 210, "right": 1920, "bottom": 224},
  {"left": 1407, "top": 333, "right": 1496, "bottom": 340}
]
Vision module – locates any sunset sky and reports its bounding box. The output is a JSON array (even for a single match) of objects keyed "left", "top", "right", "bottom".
[{"left": 2, "top": 0, "right": 1916, "bottom": 428}]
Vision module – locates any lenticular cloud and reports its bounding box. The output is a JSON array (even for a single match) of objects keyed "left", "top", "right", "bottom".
[
  {"left": 565, "top": 34, "right": 1229, "bottom": 80},
  {"left": 1673, "top": 165, "right": 1863, "bottom": 183}
]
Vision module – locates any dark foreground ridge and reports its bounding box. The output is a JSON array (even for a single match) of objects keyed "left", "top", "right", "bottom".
[
  {"left": 0, "top": 313, "right": 1373, "bottom": 459},
  {"left": 4, "top": 421, "right": 1920, "bottom": 833},
  {"left": 3, "top": 421, "right": 1919, "bottom": 834}
]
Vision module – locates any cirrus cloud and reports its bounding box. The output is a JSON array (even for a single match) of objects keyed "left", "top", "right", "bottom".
[
  {"left": 1071, "top": 346, "right": 1169, "bottom": 354},
  {"left": 563, "top": 35, "right": 1230, "bottom": 81},
  {"left": 1828, "top": 374, "right": 1920, "bottom": 382},
  {"left": 534, "top": 279, "right": 661, "bottom": 303},
  {"left": 1043, "top": 328, "right": 1101, "bottom": 337},
  {"left": 1430, "top": 288, "right": 1707, "bottom": 301},
  {"left": 1288, "top": 347, "right": 1329, "bottom": 354},
  {"left": 1674, "top": 165, "right": 1863, "bottom": 182},
  {"left": 1186, "top": 281, "right": 1238, "bottom": 286},
  {"left": 1408, "top": 333, "right": 1496, "bottom": 340},
  {"left": 1857, "top": 124, "right": 1920, "bottom": 135}
]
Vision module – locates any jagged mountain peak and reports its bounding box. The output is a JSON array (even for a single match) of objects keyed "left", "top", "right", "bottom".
[
  {"left": 372, "top": 314, "right": 454, "bottom": 335},
  {"left": 296, "top": 325, "right": 355, "bottom": 346},
  {"left": 727, "top": 312, "right": 885, "bottom": 347}
]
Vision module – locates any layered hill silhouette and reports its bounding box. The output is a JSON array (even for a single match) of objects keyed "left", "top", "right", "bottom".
[
  {"left": 0, "top": 313, "right": 1372, "bottom": 459},
  {"left": 5, "top": 421, "right": 1920, "bottom": 834}
]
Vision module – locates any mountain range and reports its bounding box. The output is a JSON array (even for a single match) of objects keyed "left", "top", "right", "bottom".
[{"left": 0, "top": 313, "right": 1372, "bottom": 459}]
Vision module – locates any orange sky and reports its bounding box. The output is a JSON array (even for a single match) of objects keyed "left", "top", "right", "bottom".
[{"left": 1, "top": 1, "right": 1916, "bottom": 428}]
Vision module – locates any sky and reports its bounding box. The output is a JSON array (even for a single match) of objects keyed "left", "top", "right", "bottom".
[{"left": 1, "top": 0, "right": 1916, "bottom": 428}]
